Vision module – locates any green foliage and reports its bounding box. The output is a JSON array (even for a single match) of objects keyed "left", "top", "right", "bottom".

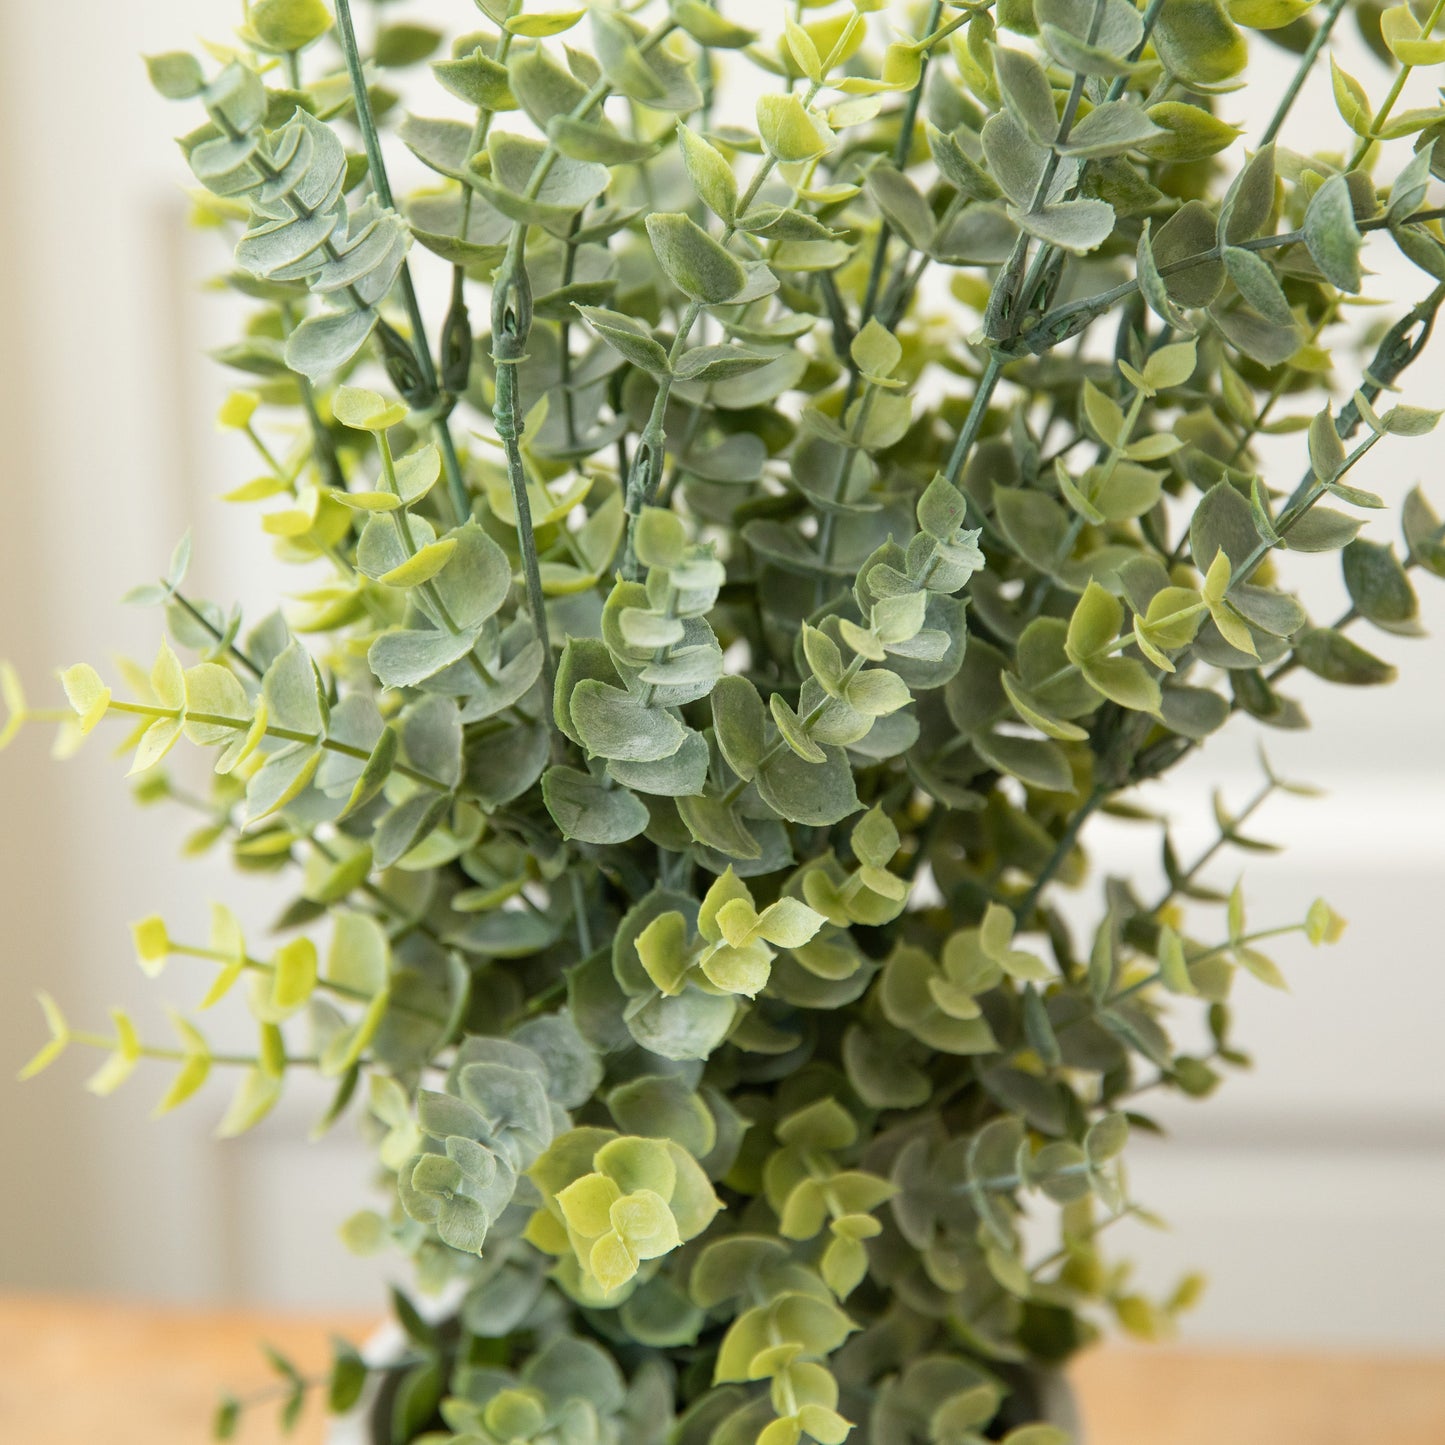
[{"left": 11, "top": 0, "right": 1445, "bottom": 1441}]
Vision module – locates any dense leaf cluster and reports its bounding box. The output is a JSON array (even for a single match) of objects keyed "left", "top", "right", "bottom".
[{"left": 10, "top": 0, "right": 1445, "bottom": 1441}]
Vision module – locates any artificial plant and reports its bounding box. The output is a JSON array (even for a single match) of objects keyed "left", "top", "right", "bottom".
[{"left": 9, "top": 0, "right": 1445, "bottom": 1440}]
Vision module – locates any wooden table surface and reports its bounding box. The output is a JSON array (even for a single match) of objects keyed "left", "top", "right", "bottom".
[{"left": 1, "top": 1294, "right": 1443, "bottom": 1444}]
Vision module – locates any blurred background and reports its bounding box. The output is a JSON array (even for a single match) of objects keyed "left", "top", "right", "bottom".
[{"left": 0, "top": 0, "right": 1442, "bottom": 1350}]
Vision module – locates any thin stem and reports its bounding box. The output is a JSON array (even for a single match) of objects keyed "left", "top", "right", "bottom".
[
  {"left": 619, "top": 80, "right": 824, "bottom": 573},
  {"left": 813, "top": 383, "right": 881, "bottom": 603},
  {"left": 1262, "top": 0, "right": 1350, "bottom": 146},
  {"left": 1014, "top": 784, "right": 1108, "bottom": 923},
  {"left": 104, "top": 699, "right": 447, "bottom": 791},
  {"left": 170, "top": 942, "right": 447, "bottom": 1023},
  {"left": 1147, "top": 778, "right": 1275, "bottom": 915},
  {"left": 1226, "top": 300, "right": 1341, "bottom": 468},
  {"left": 943, "top": 352, "right": 1005, "bottom": 487},
  {"left": 67, "top": 1028, "right": 322, "bottom": 1071},
  {"left": 1346, "top": 0, "right": 1445, "bottom": 167},
  {"left": 491, "top": 270, "right": 558, "bottom": 709},
  {"left": 1008, "top": 0, "right": 1164, "bottom": 331},
  {"left": 569, "top": 870, "right": 593, "bottom": 957},
  {"left": 857, "top": 0, "right": 972, "bottom": 335},
  {"left": 170, "top": 591, "right": 262, "bottom": 679},
  {"left": 290, "top": 346, "right": 345, "bottom": 490},
  {"left": 332, "top": 0, "right": 471, "bottom": 525},
  {"left": 1109, "top": 925, "right": 1305, "bottom": 1006}
]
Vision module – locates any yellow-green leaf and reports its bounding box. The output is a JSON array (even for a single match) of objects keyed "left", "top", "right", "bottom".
[{"left": 379, "top": 537, "right": 458, "bottom": 588}]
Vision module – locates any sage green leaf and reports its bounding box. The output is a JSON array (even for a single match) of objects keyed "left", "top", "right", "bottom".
[
  {"left": 480, "top": 130, "right": 609, "bottom": 234},
  {"left": 769, "top": 694, "right": 827, "bottom": 763},
  {"left": 1152, "top": 200, "right": 1225, "bottom": 306},
  {"left": 1292, "top": 628, "right": 1396, "bottom": 684},
  {"left": 645, "top": 214, "right": 746, "bottom": 304},
  {"left": 1223, "top": 246, "right": 1294, "bottom": 327},
  {"left": 627, "top": 988, "right": 737, "bottom": 1062},
  {"left": 994, "top": 46, "right": 1061, "bottom": 148},
  {"left": 1001, "top": 673, "right": 1089, "bottom": 740},
  {"left": 369, "top": 625, "right": 481, "bottom": 690},
  {"left": 756, "top": 744, "right": 861, "bottom": 827},
  {"left": 927, "top": 123, "right": 1002, "bottom": 201},
  {"left": 509, "top": 44, "right": 590, "bottom": 126},
  {"left": 1221, "top": 144, "right": 1277, "bottom": 244},
  {"left": 145, "top": 52, "right": 205, "bottom": 100},
  {"left": 1192, "top": 481, "right": 1262, "bottom": 572},
  {"left": 607, "top": 731, "right": 710, "bottom": 797},
  {"left": 974, "top": 731, "right": 1074, "bottom": 792},
  {"left": 1342, "top": 539, "right": 1419, "bottom": 631},
  {"left": 866, "top": 165, "right": 938, "bottom": 251},
  {"left": 576, "top": 305, "right": 671, "bottom": 374},
  {"left": 676, "top": 793, "right": 762, "bottom": 860},
  {"left": 1040, "top": 0, "right": 1138, "bottom": 69},
  {"left": 1282, "top": 506, "right": 1362, "bottom": 552},
  {"left": 1065, "top": 581, "right": 1122, "bottom": 660},
  {"left": 1137, "top": 220, "right": 1192, "bottom": 329},
  {"left": 678, "top": 125, "right": 738, "bottom": 222},
  {"left": 674, "top": 345, "right": 773, "bottom": 383},
  {"left": 399, "top": 115, "right": 476, "bottom": 181},
  {"left": 571, "top": 680, "right": 688, "bottom": 762},
  {"left": 543, "top": 765, "right": 650, "bottom": 844},
  {"left": 1304, "top": 174, "right": 1363, "bottom": 294},
  {"left": 428, "top": 522, "right": 512, "bottom": 632},
  {"left": 1059, "top": 100, "right": 1162, "bottom": 158},
  {"left": 1154, "top": 0, "right": 1247, "bottom": 85},
  {"left": 374, "top": 792, "right": 450, "bottom": 869},
  {"left": 592, "top": 9, "right": 701, "bottom": 111},
  {"left": 433, "top": 49, "right": 513, "bottom": 110},
  {"left": 713, "top": 675, "right": 767, "bottom": 781},
  {"left": 1081, "top": 656, "right": 1161, "bottom": 713},
  {"left": 1160, "top": 684, "right": 1230, "bottom": 739},
  {"left": 982, "top": 110, "right": 1051, "bottom": 209},
  {"left": 1141, "top": 102, "right": 1241, "bottom": 162},
  {"left": 1015, "top": 197, "right": 1116, "bottom": 254},
  {"left": 285, "top": 308, "right": 379, "bottom": 381},
  {"left": 1230, "top": 585, "right": 1306, "bottom": 637},
  {"left": 250, "top": 0, "right": 333, "bottom": 51},
  {"left": 757, "top": 93, "right": 832, "bottom": 163}
]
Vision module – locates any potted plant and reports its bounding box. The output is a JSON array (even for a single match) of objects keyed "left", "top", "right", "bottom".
[{"left": 9, "top": 0, "right": 1445, "bottom": 1439}]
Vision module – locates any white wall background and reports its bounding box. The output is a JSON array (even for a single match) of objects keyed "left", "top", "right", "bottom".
[{"left": 0, "top": 1, "right": 1442, "bottom": 1346}]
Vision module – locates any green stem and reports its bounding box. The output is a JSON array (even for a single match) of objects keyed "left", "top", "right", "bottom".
[
  {"left": 332, "top": 0, "right": 471, "bottom": 525},
  {"left": 615, "top": 77, "right": 824, "bottom": 575},
  {"left": 170, "top": 943, "right": 447, "bottom": 1023},
  {"left": 1014, "top": 784, "right": 1108, "bottom": 924},
  {"left": 857, "top": 1, "right": 955, "bottom": 334},
  {"left": 1262, "top": 0, "right": 1350, "bottom": 146},
  {"left": 170, "top": 591, "right": 262, "bottom": 679},
  {"left": 813, "top": 383, "right": 881, "bottom": 603},
  {"left": 1021, "top": 209, "right": 1445, "bottom": 352},
  {"left": 104, "top": 699, "right": 447, "bottom": 791},
  {"left": 1003, "top": 0, "right": 1129, "bottom": 337},
  {"left": 491, "top": 268, "right": 558, "bottom": 709},
  {"left": 1109, "top": 925, "right": 1305, "bottom": 1005},
  {"left": 1147, "top": 778, "right": 1274, "bottom": 915},
  {"left": 1348, "top": 0, "right": 1445, "bottom": 167},
  {"left": 943, "top": 352, "right": 1005, "bottom": 487},
  {"left": 289, "top": 340, "right": 345, "bottom": 491},
  {"left": 67, "top": 1029, "right": 321, "bottom": 1070}
]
